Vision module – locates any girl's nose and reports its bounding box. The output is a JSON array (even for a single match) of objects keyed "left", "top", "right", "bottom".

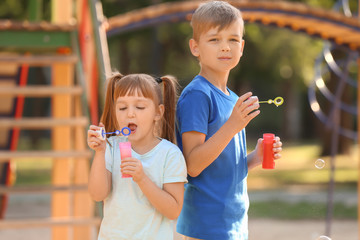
[{"left": 127, "top": 108, "right": 135, "bottom": 118}]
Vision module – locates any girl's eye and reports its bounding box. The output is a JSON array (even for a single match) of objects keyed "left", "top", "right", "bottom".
[
  {"left": 119, "top": 107, "right": 126, "bottom": 111},
  {"left": 136, "top": 106, "right": 145, "bottom": 110}
]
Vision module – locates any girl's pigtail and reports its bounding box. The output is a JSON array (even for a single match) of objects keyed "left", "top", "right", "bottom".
[
  {"left": 100, "top": 72, "right": 123, "bottom": 137},
  {"left": 159, "top": 75, "right": 179, "bottom": 144}
]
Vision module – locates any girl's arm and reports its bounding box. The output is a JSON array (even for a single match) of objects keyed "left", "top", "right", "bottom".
[
  {"left": 182, "top": 92, "right": 260, "bottom": 177},
  {"left": 137, "top": 178, "right": 184, "bottom": 220},
  {"left": 88, "top": 151, "right": 112, "bottom": 201},
  {"left": 121, "top": 157, "right": 184, "bottom": 220},
  {"left": 87, "top": 124, "right": 112, "bottom": 201}
]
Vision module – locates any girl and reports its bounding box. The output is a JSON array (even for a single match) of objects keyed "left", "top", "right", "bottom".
[{"left": 87, "top": 72, "right": 187, "bottom": 240}]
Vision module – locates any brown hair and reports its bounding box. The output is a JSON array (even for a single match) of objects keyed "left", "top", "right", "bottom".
[
  {"left": 191, "top": 1, "right": 244, "bottom": 41},
  {"left": 100, "top": 72, "right": 179, "bottom": 143}
]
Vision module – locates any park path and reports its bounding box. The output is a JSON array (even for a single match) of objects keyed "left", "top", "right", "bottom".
[{"left": 0, "top": 190, "right": 357, "bottom": 240}]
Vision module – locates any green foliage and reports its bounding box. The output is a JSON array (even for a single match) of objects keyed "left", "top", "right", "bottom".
[
  {"left": 108, "top": 21, "right": 195, "bottom": 87},
  {"left": 2, "top": 0, "right": 357, "bottom": 142},
  {"left": 0, "top": 0, "right": 51, "bottom": 21},
  {"left": 0, "top": 0, "right": 27, "bottom": 20},
  {"left": 105, "top": 0, "right": 350, "bottom": 140}
]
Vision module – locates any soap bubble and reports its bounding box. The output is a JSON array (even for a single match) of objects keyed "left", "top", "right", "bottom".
[
  {"left": 316, "top": 236, "right": 331, "bottom": 240},
  {"left": 315, "top": 159, "right": 325, "bottom": 169}
]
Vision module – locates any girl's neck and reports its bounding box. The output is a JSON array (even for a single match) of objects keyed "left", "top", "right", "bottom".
[
  {"left": 130, "top": 136, "right": 161, "bottom": 155},
  {"left": 199, "top": 69, "right": 229, "bottom": 95}
]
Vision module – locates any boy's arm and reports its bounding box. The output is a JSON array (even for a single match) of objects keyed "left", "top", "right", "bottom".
[
  {"left": 182, "top": 92, "right": 260, "bottom": 177},
  {"left": 246, "top": 141, "right": 262, "bottom": 170},
  {"left": 182, "top": 123, "right": 235, "bottom": 177}
]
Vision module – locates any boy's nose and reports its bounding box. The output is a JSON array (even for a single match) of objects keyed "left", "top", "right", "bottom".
[{"left": 221, "top": 43, "right": 230, "bottom": 52}]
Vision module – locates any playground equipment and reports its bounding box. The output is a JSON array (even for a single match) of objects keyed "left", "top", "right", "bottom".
[
  {"left": 0, "top": 0, "right": 110, "bottom": 239},
  {"left": 0, "top": 0, "right": 359, "bottom": 239},
  {"left": 107, "top": 1, "right": 360, "bottom": 51},
  {"left": 308, "top": 0, "right": 358, "bottom": 236},
  {"left": 106, "top": 0, "right": 360, "bottom": 238}
]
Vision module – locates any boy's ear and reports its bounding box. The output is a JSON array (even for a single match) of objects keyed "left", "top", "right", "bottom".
[
  {"left": 240, "top": 39, "right": 245, "bottom": 57},
  {"left": 189, "top": 38, "right": 200, "bottom": 57}
]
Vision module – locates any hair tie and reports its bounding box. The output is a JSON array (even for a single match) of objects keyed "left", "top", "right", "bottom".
[{"left": 155, "top": 77, "right": 162, "bottom": 84}]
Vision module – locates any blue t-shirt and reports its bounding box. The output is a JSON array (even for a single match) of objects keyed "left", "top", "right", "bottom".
[{"left": 176, "top": 75, "right": 249, "bottom": 240}]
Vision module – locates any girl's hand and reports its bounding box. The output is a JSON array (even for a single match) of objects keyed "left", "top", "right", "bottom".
[
  {"left": 87, "top": 123, "right": 106, "bottom": 153},
  {"left": 120, "top": 157, "right": 146, "bottom": 183},
  {"left": 228, "top": 92, "right": 260, "bottom": 134}
]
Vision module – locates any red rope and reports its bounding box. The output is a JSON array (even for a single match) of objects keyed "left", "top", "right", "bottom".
[
  {"left": 0, "top": 62, "right": 29, "bottom": 219},
  {"left": 91, "top": 58, "right": 99, "bottom": 124},
  {"left": 10, "top": 64, "right": 29, "bottom": 151}
]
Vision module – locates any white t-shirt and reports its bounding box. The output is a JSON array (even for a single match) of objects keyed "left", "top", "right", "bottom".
[{"left": 98, "top": 136, "right": 187, "bottom": 240}]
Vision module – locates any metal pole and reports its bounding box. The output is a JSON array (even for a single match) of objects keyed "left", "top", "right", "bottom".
[
  {"left": 88, "top": 0, "right": 112, "bottom": 89},
  {"left": 325, "top": 52, "right": 351, "bottom": 236},
  {"left": 357, "top": 2, "right": 360, "bottom": 240},
  {"left": 356, "top": 56, "right": 360, "bottom": 240}
]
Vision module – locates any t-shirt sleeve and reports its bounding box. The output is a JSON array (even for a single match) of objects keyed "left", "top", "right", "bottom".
[
  {"left": 104, "top": 141, "right": 113, "bottom": 172},
  {"left": 163, "top": 148, "right": 188, "bottom": 184},
  {"left": 177, "top": 90, "right": 210, "bottom": 135}
]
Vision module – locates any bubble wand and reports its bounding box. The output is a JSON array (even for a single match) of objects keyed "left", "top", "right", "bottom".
[
  {"left": 258, "top": 97, "right": 284, "bottom": 170},
  {"left": 96, "top": 127, "right": 131, "bottom": 140},
  {"left": 258, "top": 97, "right": 284, "bottom": 107}
]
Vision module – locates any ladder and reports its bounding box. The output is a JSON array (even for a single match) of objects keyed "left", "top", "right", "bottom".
[{"left": 0, "top": 20, "right": 100, "bottom": 239}]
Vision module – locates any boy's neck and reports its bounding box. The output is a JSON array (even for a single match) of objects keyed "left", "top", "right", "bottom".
[{"left": 199, "top": 69, "right": 230, "bottom": 95}]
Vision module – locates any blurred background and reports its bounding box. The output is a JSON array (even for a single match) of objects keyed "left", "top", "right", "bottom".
[{"left": 0, "top": 0, "right": 358, "bottom": 239}]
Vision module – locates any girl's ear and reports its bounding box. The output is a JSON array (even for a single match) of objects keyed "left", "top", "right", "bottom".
[
  {"left": 155, "top": 104, "right": 165, "bottom": 121},
  {"left": 189, "top": 38, "right": 200, "bottom": 57}
]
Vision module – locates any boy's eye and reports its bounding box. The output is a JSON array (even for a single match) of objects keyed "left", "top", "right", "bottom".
[
  {"left": 136, "top": 106, "right": 145, "bottom": 110},
  {"left": 209, "top": 38, "right": 218, "bottom": 42}
]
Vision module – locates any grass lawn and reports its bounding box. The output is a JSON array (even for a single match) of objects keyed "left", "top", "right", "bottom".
[
  {"left": 247, "top": 140, "right": 358, "bottom": 220},
  {"left": 14, "top": 157, "right": 52, "bottom": 185},
  {"left": 249, "top": 201, "right": 357, "bottom": 220},
  {"left": 248, "top": 141, "right": 358, "bottom": 189}
]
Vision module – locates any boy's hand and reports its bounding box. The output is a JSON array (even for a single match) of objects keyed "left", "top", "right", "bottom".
[
  {"left": 229, "top": 92, "right": 260, "bottom": 133},
  {"left": 120, "top": 157, "right": 145, "bottom": 183},
  {"left": 87, "top": 123, "right": 106, "bottom": 152},
  {"left": 249, "top": 136, "right": 282, "bottom": 169},
  {"left": 257, "top": 136, "right": 282, "bottom": 160},
  {"left": 273, "top": 136, "right": 282, "bottom": 159}
]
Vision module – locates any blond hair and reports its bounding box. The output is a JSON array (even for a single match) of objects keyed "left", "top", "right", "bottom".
[{"left": 191, "top": 1, "right": 244, "bottom": 41}]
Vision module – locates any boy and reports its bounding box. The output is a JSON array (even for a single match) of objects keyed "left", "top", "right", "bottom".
[{"left": 176, "top": 1, "right": 282, "bottom": 240}]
